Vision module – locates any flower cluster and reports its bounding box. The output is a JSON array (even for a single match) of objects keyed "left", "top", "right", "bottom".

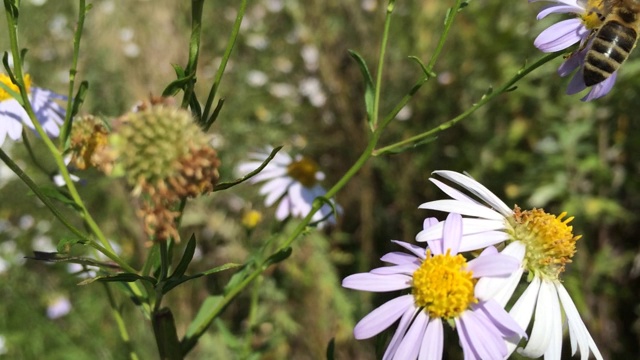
[
  {"left": 106, "top": 98, "right": 221, "bottom": 242},
  {"left": 343, "top": 170, "right": 603, "bottom": 360}
]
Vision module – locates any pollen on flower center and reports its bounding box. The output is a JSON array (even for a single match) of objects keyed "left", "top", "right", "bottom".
[
  {"left": 412, "top": 249, "right": 477, "bottom": 319},
  {"left": 510, "top": 206, "right": 580, "bottom": 280},
  {"left": 286, "top": 157, "right": 319, "bottom": 187},
  {"left": 580, "top": 0, "right": 606, "bottom": 30},
  {"left": 0, "top": 73, "right": 31, "bottom": 101}
]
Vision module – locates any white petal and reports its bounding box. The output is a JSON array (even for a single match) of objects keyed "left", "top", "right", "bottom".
[
  {"left": 429, "top": 177, "right": 481, "bottom": 205},
  {"left": 441, "top": 213, "right": 463, "bottom": 255},
  {"left": 380, "top": 251, "right": 420, "bottom": 265},
  {"left": 519, "top": 280, "right": 559, "bottom": 358},
  {"left": 555, "top": 283, "right": 604, "bottom": 360},
  {"left": 506, "top": 276, "right": 542, "bottom": 356},
  {"left": 476, "top": 266, "right": 524, "bottom": 305},
  {"left": 431, "top": 170, "right": 513, "bottom": 216},
  {"left": 419, "top": 199, "right": 505, "bottom": 220},
  {"left": 370, "top": 263, "right": 419, "bottom": 275},
  {"left": 467, "top": 252, "right": 520, "bottom": 278}
]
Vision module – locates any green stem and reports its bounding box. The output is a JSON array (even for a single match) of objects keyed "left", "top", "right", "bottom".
[
  {"left": 373, "top": 52, "right": 565, "bottom": 155},
  {"left": 60, "top": 0, "right": 87, "bottom": 144},
  {"left": 3, "top": 0, "right": 115, "bottom": 255},
  {"left": 104, "top": 284, "right": 140, "bottom": 360},
  {"left": 201, "top": 0, "right": 248, "bottom": 128},
  {"left": 371, "top": 0, "right": 395, "bottom": 130},
  {"left": 181, "top": 0, "right": 204, "bottom": 110}
]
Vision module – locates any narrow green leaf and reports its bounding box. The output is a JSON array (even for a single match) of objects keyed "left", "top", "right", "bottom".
[
  {"left": 214, "top": 146, "right": 283, "bottom": 191},
  {"left": 183, "top": 295, "right": 223, "bottom": 339},
  {"left": 77, "top": 273, "right": 155, "bottom": 286},
  {"left": 189, "top": 92, "right": 203, "bottom": 122},
  {"left": 162, "top": 72, "right": 196, "bottom": 97},
  {"left": 31, "top": 186, "right": 82, "bottom": 211},
  {"left": 204, "top": 98, "right": 224, "bottom": 131},
  {"left": 170, "top": 234, "right": 196, "bottom": 279},
  {"left": 171, "top": 63, "right": 186, "bottom": 78},
  {"left": 163, "top": 263, "right": 241, "bottom": 293},
  {"left": 264, "top": 247, "right": 292, "bottom": 267},
  {"left": 326, "top": 338, "right": 335, "bottom": 360},
  {"left": 348, "top": 50, "right": 376, "bottom": 130}
]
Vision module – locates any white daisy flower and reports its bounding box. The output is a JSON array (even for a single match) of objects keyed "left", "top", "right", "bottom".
[
  {"left": 0, "top": 73, "right": 65, "bottom": 146},
  {"left": 343, "top": 213, "right": 525, "bottom": 359},
  {"left": 237, "top": 147, "right": 339, "bottom": 226},
  {"left": 417, "top": 170, "right": 603, "bottom": 360}
]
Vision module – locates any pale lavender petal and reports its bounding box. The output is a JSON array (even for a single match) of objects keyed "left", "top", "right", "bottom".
[
  {"left": 383, "top": 306, "right": 421, "bottom": 360},
  {"left": 418, "top": 318, "right": 443, "bottom": 360},
  {"left": 431, "top": 170, "right": 513, "bottom": 216},
  {"left": 390, "top": 240, "right": 427, "bottom": 259},
  {"left": 423, "top": 216, "right": 439, "bottom": 229},
  {"left": 419, "top": 199, "right": 505, "bottom": 220},
  {"left": 537, "top": 4, "right": 584, "bottom": 19},
  {"left": 353, "top": 294, "right": 414, "bottom": 339},
  {"left": 370, "top": 263, "right": 420, "bottom": 275},
  {"left": 417, "top": 218, "right": 507, "bottom": 243},
  {"left": 558, "top": 52, "right": 583, "bottom": 77},
  {"left": 519, "top": 280, "right": 558, "bottom": 357},
  {"left": 479, "top": 300, "right": 526, "bottom": 338},
  {"left": 380, "top": 251, "right": 420, "bottom": 265},
  {"left": 6, "top": 116, "right": 23, "bottom": 140},
  {"left": 581, "top": 72, "right": 616, "bottom": 101},
  {"left": 442, "top": 213, "right": 463, "bottom": 255},
  {"left": 456, "top": 316, "right": 481, "bottom": 360},
  {"left": 457, "top": 311, "right": 503, "bottom": 360},
  {"left": 467, "top": 252, "right": 520, "bottom": 278},
  {"left": 474, "top": 242, "right": 526, "bottom": 303},
  {"left": 342, "top": 273, "right": 411, "bottom": 292},
  {"left": 534, "top": 19, "right": 586, "bottom": 52},
  {"left": 394, "top": 310, "right": 428, "bottom": 360},
  {"left": 478, "top": 246, "right": 498, "bottom": 256}
]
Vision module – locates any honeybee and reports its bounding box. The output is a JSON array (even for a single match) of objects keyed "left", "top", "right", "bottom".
[{"left": 583, "top": 0, "right": 640, "bottom": 86}]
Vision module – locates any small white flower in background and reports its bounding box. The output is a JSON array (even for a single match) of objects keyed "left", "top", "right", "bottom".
[
  {"left": 0, "top": 73, "right": 65, "bottom": 146},
  {"left": 237, "top": 147, "right": 340, "bottom": 226},
  {"left": 246, "top": 70, "right": 268, "bottom": 87},
  {"left": 52, "top": 156, "right": 81, "bottom": 187},
  {"left": 417, "top": 170, "right": 603, "bottom": 360},
  {"left": 46, "top": 295, "right": 72, "bottom": 319},
  {"left": 0, "top": 334, "right": 7, "bottom": 355},
  {"left": 343, "top": 213, "right": 525, "bottom": 359}
]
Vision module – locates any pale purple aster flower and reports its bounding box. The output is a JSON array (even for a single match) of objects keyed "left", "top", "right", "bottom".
[
  {"left": 417, "top": 170, "right": 603, "bottom": 359},
  {"left": 343, "top": 213, "right": 525, "bottom": 359},
  {"left": 46, "top": 295, "right": 72, "bottom": 319},
  {"left": 236, "top": 147, "right": 340, "bottom": 226},
  {"left": 531, "top": 0, "right": 616, "bottom": 101},
  {"left": 0, "top": 74, "right": 66, "bottom": 145}
]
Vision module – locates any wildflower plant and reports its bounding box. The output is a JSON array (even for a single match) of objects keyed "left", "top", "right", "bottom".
[{"left": 0, "top": 0, "right": 624, "bottom": 358}]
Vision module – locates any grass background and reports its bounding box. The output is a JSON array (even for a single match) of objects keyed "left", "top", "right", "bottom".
[{"left": 0, "top": 0, "right": 639, "bottom": 358}]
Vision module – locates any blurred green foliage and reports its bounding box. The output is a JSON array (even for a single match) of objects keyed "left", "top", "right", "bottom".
[{"left": 0, "top": 0, "right": 639, "bottom": 358}]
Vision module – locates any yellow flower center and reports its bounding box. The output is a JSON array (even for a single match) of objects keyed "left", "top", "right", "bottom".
[
  {"left": 509, "top": 206, "right": 580, "bottom": 281},
  {"left": 580, "top": 0, "right": 606, "bottom": 30},
  {"left": 0, "top": 73, "right": 31, "bottom": 101},
  {"left": 242, "top": 210, "right": 263, "bottom": 229},
  {"left": 286, "top": 156, "right": 319, "bottom": 187},
  {"left": 412, "top": 249, "right": 477, "bottom": 319}
]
